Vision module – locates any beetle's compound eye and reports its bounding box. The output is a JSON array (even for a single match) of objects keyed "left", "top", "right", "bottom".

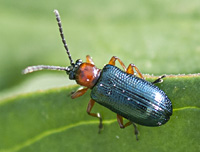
[
  {"left": 67, "top": 59, "right": 83, "bottom": 80},
  {"left": 69, "top": 71, "right": 76, "bottom": 80},
  {"left": 75, "top": 59, "right": 83, "bottom": 66}
]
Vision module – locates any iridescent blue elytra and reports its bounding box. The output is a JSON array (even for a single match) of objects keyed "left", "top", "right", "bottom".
[{"left": 91, "top": 64, "right": 173, "bottom": 126}]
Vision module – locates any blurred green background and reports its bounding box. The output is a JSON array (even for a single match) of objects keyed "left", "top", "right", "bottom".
[{"left": 0, "top": 0, "right": 200, "bottom": 99}]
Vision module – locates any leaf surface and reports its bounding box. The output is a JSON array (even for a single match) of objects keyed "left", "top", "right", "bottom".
[{"left": 0, "top": 75, "right": 199, "bottom": 152}]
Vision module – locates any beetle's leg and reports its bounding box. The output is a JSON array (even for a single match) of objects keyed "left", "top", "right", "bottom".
[
  {"left": 152, "top": 75, "right": 166, "bottom": 84},
  {"left": 132, "top": 123, "right": 139, "bottom": 141},
  {"left": 71, "top": 88, "right": 88, "bottom": 99},
  {"left": 126, "top": 64, "right": 144, "bottom": 79},
  {"left": 87, "top": 99, "right": 103, "bottom": 133},
  {"left": 86, "top": 55, "right": 94, "bottom": 65},
  {"left": 117, "top": 114, "right": 132, "bottom": 128},
  {"left": 108, "top": 56, "right": 126, "bottom": 71},
  {"left": 117, "top": 115, "right": 139, "bottom": 140}
]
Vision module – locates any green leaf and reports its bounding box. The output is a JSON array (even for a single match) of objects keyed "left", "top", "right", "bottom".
[{"left": 0, "top": 74, "right": 199, "bottom": 152}]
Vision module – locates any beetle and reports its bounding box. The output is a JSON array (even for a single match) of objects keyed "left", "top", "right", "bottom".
[{"left": 23, "top": 10, "right": 173, "bottom": 140}]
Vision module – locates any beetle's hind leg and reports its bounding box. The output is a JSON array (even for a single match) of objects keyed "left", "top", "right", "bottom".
[
  {"left": 132, "top": 122, "right": 139, "bottom": 141},
  {"left": 117, "top": 114, "right": 132, "bottom": 128},
  {"left": 152, "top": 75, "right": 166, "bottom": 84},
  {"left": 87, "top": 99, "right": 103, "bottom": 133},
  {"left": 117, "top": 114, "right": 139, "bottom": 140}
]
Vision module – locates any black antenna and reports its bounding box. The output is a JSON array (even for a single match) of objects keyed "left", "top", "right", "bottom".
[
  {"left": 22, "top": 10, "right": 75, "bottom": 75},
  {"left": 54, "top": 9, "right": 74, "bottom": 65}
]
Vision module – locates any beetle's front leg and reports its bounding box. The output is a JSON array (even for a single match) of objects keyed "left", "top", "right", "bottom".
[
  {"left": 71, "top": 88, "right": 88, "bottom": 99},
  {"left": 86, "top": 55, "right": 94, "bottom": 65},
  {"left": 87, "top": 99, "right": 103, "bottom": 133}
]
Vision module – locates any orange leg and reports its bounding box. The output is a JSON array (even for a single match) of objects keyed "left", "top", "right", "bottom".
[
  {"left": 108, "top": 56, "right": 126, "bottom": 71},
  {"left": 86, "top": 55, "right": 94, "bottom": 65},
  {"left": 87, "top": 99, "right": 103, "bottom": 133},
  {"left": 117, "top": 114, "right": 132, "bottom": 128},
  {"left": 117, "top": 114, "right": 139, "bottom": 140},
  {"left": 108, "top": 56, "right": 144, "bottom": 80},
  {"left": 71, "top": 88, "right": 88, "bottom": 99},
  {"left": 126, "top": 63, "right": 144, "bottom": 79}
]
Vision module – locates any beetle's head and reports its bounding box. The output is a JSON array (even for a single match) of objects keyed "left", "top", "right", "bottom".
[{"left": 23, "top": 10, "right": 101, "bottom": 89}]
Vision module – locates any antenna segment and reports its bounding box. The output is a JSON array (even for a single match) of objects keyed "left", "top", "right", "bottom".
[
  {"left": 23, "top": 65, "right": 69, "bottom": 74},
  {"left": 54, "top": 9, "right": 74, "bottom": 65}
]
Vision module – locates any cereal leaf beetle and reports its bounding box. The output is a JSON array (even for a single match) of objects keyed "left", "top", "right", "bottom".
[{"left": 23, "top": 10, "right": 173, "bottom": 140}]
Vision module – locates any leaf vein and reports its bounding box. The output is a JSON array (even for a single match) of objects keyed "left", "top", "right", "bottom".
[{"left": 0, "top": 119, "right": 116, "bottom": 152}]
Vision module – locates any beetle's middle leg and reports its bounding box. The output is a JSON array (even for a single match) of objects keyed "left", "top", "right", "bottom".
[
  {"left": 108, "top": 56, "right": 126, "bottom": 71},
  {"left": 87, "top": 99, "right": 103, "bottom": 133},
  {"left": 126, "top": 64, "right": 144, "bottom": 79}
]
